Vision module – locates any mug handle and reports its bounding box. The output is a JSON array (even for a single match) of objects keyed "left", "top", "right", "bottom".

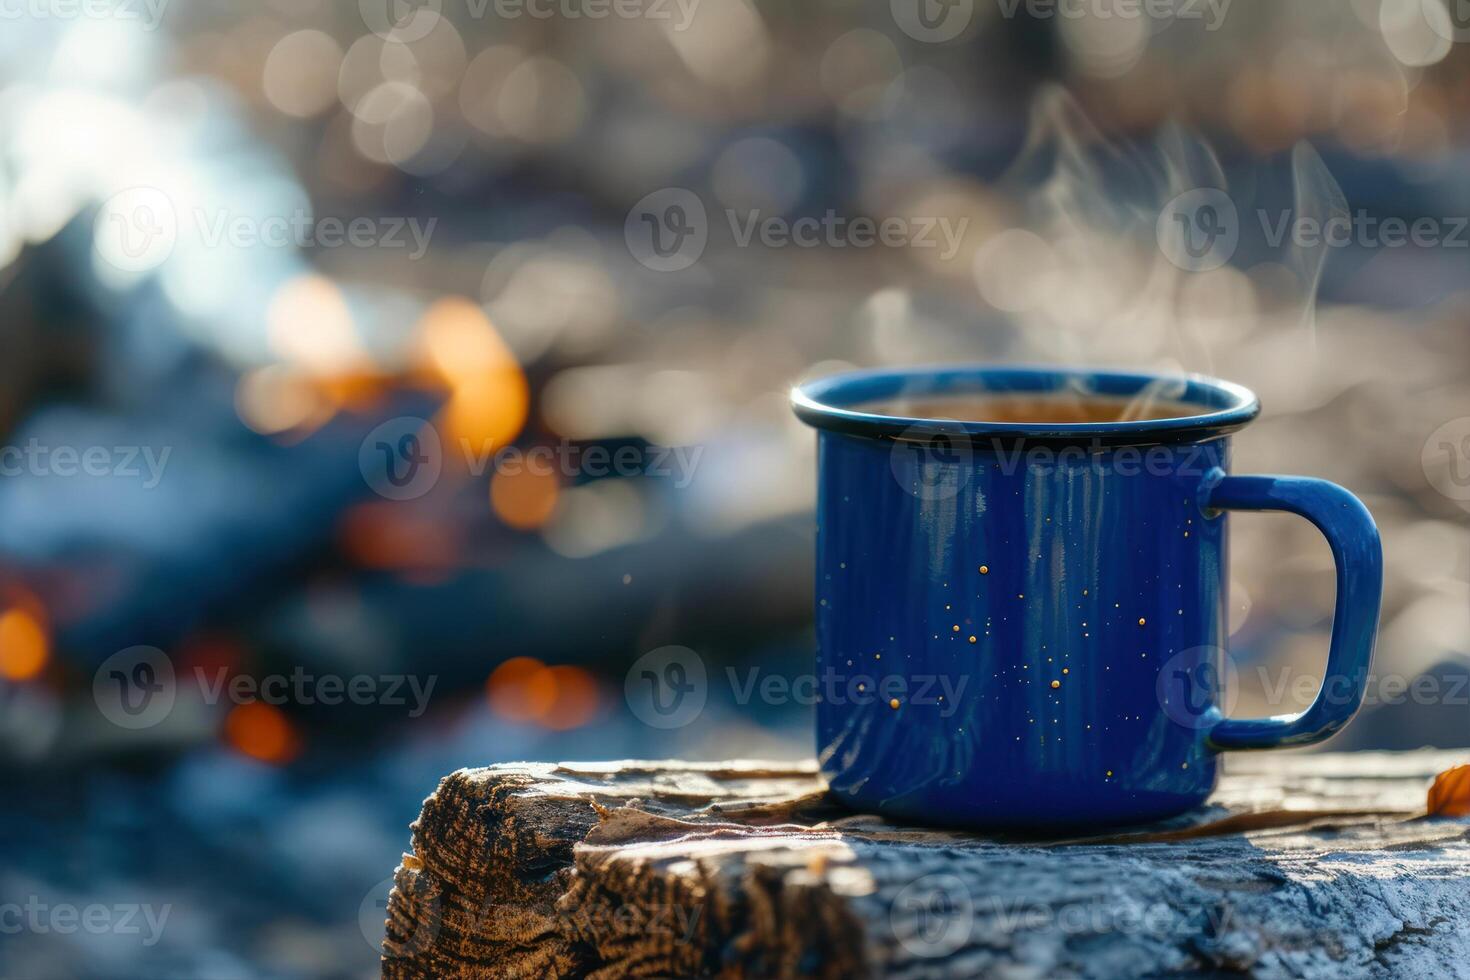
[{"left": 1201, "top": 471, "right": 1383, "bottom": 750}]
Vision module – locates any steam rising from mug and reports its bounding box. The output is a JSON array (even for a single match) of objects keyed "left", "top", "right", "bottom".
[{"left": 968, "top": 87, "right": 1347, "bottom": 419}]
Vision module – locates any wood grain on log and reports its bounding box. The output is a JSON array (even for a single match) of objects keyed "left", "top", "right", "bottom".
[{"left": 382, "top": 752, "right": 1470, "bottom": 979}]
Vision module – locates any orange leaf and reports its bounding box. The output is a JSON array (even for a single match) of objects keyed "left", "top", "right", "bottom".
[{"left": 1427, "top": 764, "right": 1470, "bottom": 818}]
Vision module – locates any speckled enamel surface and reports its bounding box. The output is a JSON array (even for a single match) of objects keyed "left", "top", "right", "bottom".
[{"left": 815, "top": 431, "right": 1227, "bottom": 827}]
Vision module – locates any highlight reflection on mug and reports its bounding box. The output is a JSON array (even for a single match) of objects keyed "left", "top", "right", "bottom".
[{"left": 625, "top": 646, "right": 707, "bottom": 728}]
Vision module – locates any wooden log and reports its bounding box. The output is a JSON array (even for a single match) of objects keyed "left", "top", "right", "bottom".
[{"left": 382, "top": 752, "right": 1470, "bottom": 978}]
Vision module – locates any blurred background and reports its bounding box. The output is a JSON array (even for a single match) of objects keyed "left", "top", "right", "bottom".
[{"left": 1, "top": 0, "right": 1468, "bottom": 976}]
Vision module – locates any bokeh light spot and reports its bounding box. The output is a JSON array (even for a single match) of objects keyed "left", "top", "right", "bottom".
[
  {"left": 541, "top": 666, "right": 600, "bottom": 730},
  {"left": 490, "top": 466, "right": 560, "bottom": 531},
  {"left": 267, "top": 275, "right": 365, "bottom": 377},
  {"left": 263, "top": 30, "right": 344, "bottom": 117},
  {"left": 225, "top": 702, "right": 300, "bottom": 764},
  {"left": 0, "top": 608, "right": 49, "bottom": 682},
  {"left": 487, "top": 657, "right": 558, "bottom": 722},
  {"left": 419, "top": 298, "right": 529, "bottom": 451}
]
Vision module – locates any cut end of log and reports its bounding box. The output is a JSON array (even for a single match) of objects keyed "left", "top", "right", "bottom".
[{"left": 382, "top": 752, "right": 1470, "bottom": 978}]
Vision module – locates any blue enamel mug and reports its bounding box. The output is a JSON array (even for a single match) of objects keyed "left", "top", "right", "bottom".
[{"left": 792, "top": 366, "right": 1382, "bottom": 829}]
